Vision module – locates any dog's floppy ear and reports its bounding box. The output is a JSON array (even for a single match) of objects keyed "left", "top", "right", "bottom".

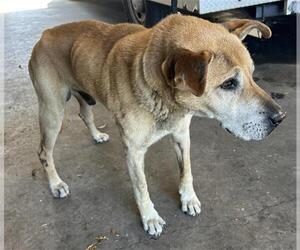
[
  {"left": 162, "top": 48, "right": 213, "bottom": 97},
  {"left": 222, "top": 19, "right": 272, "bottom": 41}
]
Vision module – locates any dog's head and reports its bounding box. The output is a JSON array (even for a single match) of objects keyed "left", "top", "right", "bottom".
[{"left": 161, "top": 16, "right": 285, "bottom": 141}]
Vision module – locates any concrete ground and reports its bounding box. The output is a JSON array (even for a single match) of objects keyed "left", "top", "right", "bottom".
[{"left": 4, "top": 1, "right": 296, "bottom": 249}]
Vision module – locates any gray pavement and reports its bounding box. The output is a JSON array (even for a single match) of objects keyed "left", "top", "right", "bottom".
[{"left": 4, "top": 1, "right": 296, "bottom": 249}]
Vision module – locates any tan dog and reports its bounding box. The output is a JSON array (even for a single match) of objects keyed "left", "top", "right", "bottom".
[{"left": 29, "top": 14, "right": 285, "bottom": 237}]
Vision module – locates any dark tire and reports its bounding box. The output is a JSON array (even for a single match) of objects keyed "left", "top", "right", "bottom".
[{"left": 122, "top": 0, "right": 171, "bottom": 27}]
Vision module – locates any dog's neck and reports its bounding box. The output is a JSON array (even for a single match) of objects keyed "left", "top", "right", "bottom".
[
  {"left": 134, "top": 83, "right": 169, "bottom": 122},
  {"left": 135, "top": 73, "right": 192, "bottom": 125},
  {"left": 131, "top": 32, "right": 189, "bottom": 122},
  {"left": 134, "top": 56, "right": 183, "bottom": 122}
]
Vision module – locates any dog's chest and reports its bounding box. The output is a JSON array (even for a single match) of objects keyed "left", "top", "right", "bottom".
[
  {"left": 149, "top": 112, "right": 192, "bottom": 145},
  {"left": 148, "top": 129, "right": 170, "bottom": 145}
]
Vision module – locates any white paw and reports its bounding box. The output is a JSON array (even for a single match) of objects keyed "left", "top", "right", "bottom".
[
  {"left": 180, "top": 188, "right": 201, "bottom": 216},
  {"left": 141, "top": 208, "right": 166, "bottom": 237},
  {"left": 93, "top": 132, "right": 109, "bottom": 144},
  {"left": 50, "top": 181, "right": 70, "bottom": 198}
]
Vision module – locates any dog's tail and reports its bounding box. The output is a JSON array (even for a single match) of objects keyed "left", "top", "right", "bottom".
[
  {"left": 28, "top": 47, "right": 42, "bottom": 96},
  {"left": 28, "top": 41, "right": 40, "bottom": 89},
  {"left": 28, "top": 58, "right": 34, "bottom": 83}
]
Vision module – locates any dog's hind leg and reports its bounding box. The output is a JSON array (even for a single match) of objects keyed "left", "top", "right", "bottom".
[
  {"left": 30, "top": 59, "right": 70, "bottom": 198},
  {"left": 38, "top": 103, "right": 70, "bottom": 198},
  {"left": 72, "top": 90, "right": 109, "bottom": 144}
]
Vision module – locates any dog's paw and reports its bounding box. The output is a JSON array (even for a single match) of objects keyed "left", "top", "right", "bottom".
[
  {"left": 181, "top": 196, "right": 201, "bottom": 216},
  {"left": 180, "top": 188, "right": 201, "bottom": 216},
  {"left": 50, "top": 181, "right": 70, "bottom": 198},
  {"left": 142, "top": 209, "right": 166, "bottom": 237},
  {"left": 93, "top": 132, "right": 109, "bottom": 144}
]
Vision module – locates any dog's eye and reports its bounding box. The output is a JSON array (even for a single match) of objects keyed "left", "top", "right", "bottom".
[{"left": 220, "top": 78, "right": 238, "bottom": 90}]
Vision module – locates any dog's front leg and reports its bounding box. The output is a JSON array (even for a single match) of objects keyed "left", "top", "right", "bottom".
[
  {"left": 172, "top": 129, "right": 201, "bottom": 216},
  {"left": 125, "top": 144, "right": 166, "bottom": 237}
]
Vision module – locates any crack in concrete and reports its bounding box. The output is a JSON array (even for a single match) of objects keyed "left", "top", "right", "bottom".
[
  {"left": 172, "top": 197, "right": 296, "bottom": 232},
  {"left": 106, "top": 198, "right": 296, "bottom": 249}
]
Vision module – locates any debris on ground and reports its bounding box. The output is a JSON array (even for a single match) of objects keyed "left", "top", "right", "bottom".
[
  {"left": 110, "top": 228, "right": 120, "bottom": 237},
  {"left": 270, "top": 92, "right": 286, "bottom": 99},
  {"left": 86, "top": 235, "right": 108, "bottom": 250},
  {"left": 31, "top": 168, "right": 42, "bottom": 179},
  {"left": 97, "top": 124, "right": 107, "bottom": 130}
]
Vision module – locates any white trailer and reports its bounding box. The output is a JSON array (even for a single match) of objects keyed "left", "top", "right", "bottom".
[{"left": 122, "top": 0, "right": 300, "bottom": 26}]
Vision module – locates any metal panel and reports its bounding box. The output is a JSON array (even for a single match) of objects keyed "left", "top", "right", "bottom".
[
  {"left": 150, "top": 0, "right": 285, "bottom": 14},
  {"left": 149, "top": 0, "right": 171, "bottom": 6},
  {"left": 177, "top": 0, "right": 199, "bottom": 12},
  {"left": 285, "top": 0, "right": 300, "bottom": 14},
  {"left": 199, "top": 0, "right": 283, "bottom": 14},
  {"left": 177, "top": 0, "right": 283, "bottom": 14},
  {"left": 149, "top": 0, "right": 200, "bottom": 11},
  {"left": 256, "top": 3, "right": 283, "bottom": 18}
]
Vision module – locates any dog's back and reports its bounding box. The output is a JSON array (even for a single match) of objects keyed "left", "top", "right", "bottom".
[{"left": 29, "top": 20, "right": 145, "bottom": 97}]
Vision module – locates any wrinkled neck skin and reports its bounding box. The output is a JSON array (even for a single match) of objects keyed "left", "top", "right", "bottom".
[{"left": 136, "top": 30, "right": 189, "bottom": 121}]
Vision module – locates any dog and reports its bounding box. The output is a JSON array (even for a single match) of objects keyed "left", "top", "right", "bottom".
[{"left": 29, "top": 14, "right": 285, "bottom": 236}]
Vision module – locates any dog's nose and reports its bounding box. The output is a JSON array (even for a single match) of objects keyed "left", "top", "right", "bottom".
[{"left": 269, "top": 111, "right": 286, "bottom": 126}]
